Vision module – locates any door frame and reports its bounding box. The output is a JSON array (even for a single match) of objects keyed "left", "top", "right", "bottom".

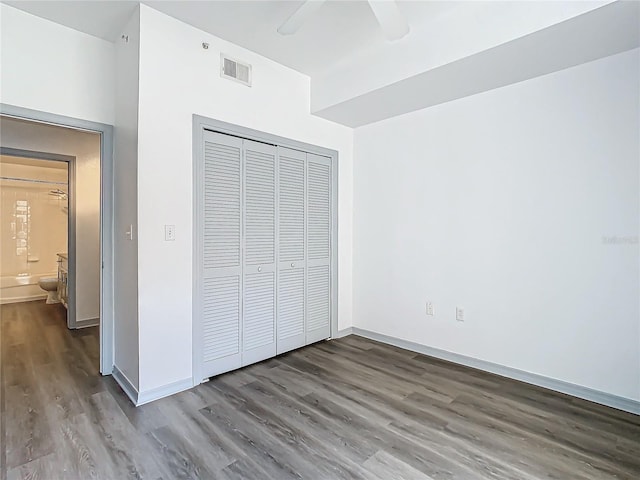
[
  {"left": 1, "top": 103, "right": 115, "bottom": 375},
  {"left": 192, "top": 115, "right": 339, "bottom": 386}
]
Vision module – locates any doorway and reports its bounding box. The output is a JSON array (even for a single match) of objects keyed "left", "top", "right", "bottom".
[
  {"left": 0, "top": 149, "right": 75, "bottom": 324},
  {"left": 0, "top": 105, "right": 114, "bottom": 374}
]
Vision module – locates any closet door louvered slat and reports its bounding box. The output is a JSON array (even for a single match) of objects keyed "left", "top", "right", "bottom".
[
  {"left": 242, "top": 140, "right": 277, "bottom": 365},
  {"left": 200, "top": 132, "right": 243, "bottom": 378},
  {"left": 277, "top": 147, "right": 306, "bottom": 354},
  {"left": 306, "top": 153, "right": 332, "bottom": 344}
]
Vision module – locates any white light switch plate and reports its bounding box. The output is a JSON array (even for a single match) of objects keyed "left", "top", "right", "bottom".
[{"left": 456, "top": 306, "right": 465, "bottom": 322}]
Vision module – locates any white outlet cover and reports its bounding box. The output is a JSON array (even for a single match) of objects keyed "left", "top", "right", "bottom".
[
  {"left": 426, "top": 302, "right": 434, "bottom": 316},
  {"left": 456, "top": 306, "right": 465, "bottom": 322},
  {"left": 165, "top": 224, "right": 176, "bottom": 241}
]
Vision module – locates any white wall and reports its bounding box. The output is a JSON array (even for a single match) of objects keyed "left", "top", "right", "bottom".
[
  {"left": 0, "top": 117, "right": 102, "bottom": 324},
  {"left": 136, "top": 5, "right": 354, "bottom": 392},
  {"left": 113, "top": 7, "right": 141, "bottom": 389},
  {"left": 0, "top": 4, "right": 115, "bottom": 125},
  {"left": 353, "top": 49, "right": 640, "bottom": 401}
]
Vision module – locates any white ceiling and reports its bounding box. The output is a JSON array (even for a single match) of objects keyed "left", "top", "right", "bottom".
[
  {"left": 314, "top": 0, "right": 640, "bottom": 126},
  {"left": 2, "top": 0, "right": 460, "bottom": 76},
  {"left": 143, "top": 1, "right": 460, "bottom": 76},
  {"left": 4, "top": 1, "right": 633, "bottom": 127}
]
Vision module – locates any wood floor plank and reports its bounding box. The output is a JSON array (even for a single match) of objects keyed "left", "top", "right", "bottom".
[
  {"left": 83, "top": 391, "right": 165, "bottom": 479},
  {"left": 362, "top": 450, "right": 436, "bottom": 480},
  {"left": 2, "top": 301, "right": 639, "bottom": 479},
  {"left": 206, "top": 379, "right": 371, "bottom": 480},
  {"left": 103, "top": 378, "right": 169, "bottom": 435},
  {"left": 198, "top": 401, "right": 305, "bottom": 480},
  {"left": 3, "top": 356, "right": 54, "bottom": 470},
  {"left": 313, "top": 341, "right": 457, "bottom": 404},
  {"left": 145, "top": 425, "right": 218, "bottom": 480},
  {"left": 447, "top": 392, "right": 640, "bottom": 478},
  {"left": 217, "top": 459, "right": 266, "bottom": 480},
  {"left": 155, "top": 395, "right": 234, "bottom": 470},
  {"left": 235, "top": 377, "right": 378, "bottom": 464},
  {"left": 7, "top": 453, "right": 66, "bottom": 480},
  {"left": 49, "top": 412, "right": 115, "bottom": 480},
  {"left": 238, "top": 375, "right": 377, "bottom": 463},
  {"left": 403, "top": 392, "right": 598, "bottom": 479}
]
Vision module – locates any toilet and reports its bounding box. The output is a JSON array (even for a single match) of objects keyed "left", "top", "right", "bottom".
[{"left": 38, "top": 277, "right": 60, "bottom": 304}]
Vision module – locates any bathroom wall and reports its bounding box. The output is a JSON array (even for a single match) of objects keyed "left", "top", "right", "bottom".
[
  {"left": 0, "top": 157, "right": 68, "bottom": 296},
  {"left": 0, "top": 116, "right": 101, "bottom": 325}
]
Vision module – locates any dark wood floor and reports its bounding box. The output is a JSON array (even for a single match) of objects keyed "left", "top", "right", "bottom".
[{"left": 1, "top": 301, "right": 639, "bottom": 480}]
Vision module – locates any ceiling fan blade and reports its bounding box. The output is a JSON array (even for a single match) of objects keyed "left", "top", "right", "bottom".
[
  {"left": 367, "top": 0, "right": 410, "bottom": 41},
  {"left": 277, "top": 0, "right": 327, "bottom": 35}
]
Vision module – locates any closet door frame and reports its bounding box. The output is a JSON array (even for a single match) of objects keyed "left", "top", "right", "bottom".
[{"left": 192, "top": 115, "right": 339, "bottom": 386}]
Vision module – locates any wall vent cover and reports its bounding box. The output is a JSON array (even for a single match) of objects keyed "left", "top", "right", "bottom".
[{"left": 221, "top": 54, "right": 252, "bottom": 87}]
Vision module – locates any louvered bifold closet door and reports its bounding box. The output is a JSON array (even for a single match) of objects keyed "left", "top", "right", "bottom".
[
  {"left": 242, "top": 140, "right": 277, "bottom": 366},
  {"left": 276, "top": 147, "right": 306, "bottom": 354},
  {"left": 306, "top": 153, "right": 332, "bottom": 344},
  {"left": 200, "top": 131, "right": 243, "bottom": 379}
]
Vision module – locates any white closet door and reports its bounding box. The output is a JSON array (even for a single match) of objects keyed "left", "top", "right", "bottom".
[
  {"left": 306, "top": 153, "right": 332, "bottom": 344},
  {"left": 200, "top": 131, "right": 243, "bottom": 378},
  {"left": 277, "top": 147, "right": 306, "bottom": 354},
  {"left": 242, "top": 140, "right": 277, "bottom": 365}
]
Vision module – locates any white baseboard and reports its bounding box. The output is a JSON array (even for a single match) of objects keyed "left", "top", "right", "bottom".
[
  {"left": 350, "top": 327, "right": 640, "bottom": 415},
  {"left": 137, "top": 377, "right": 193, "bottom": 406},
  {"left": 112, "top": 365, "right": 139, "bottom": 405},
  {"left": 113, "top": 365, "right": 192, "bottom": 407},
  {"left": 74, "top": 317, "right": 99, "bottom": 329},
  {"left": 334, "top": 327, "right": 353, "bottom": 338}
]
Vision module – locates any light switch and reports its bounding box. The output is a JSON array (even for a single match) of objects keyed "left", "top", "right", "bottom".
[
  {"left": 456, "top": 306, "right": 465, "bottom": 322},
  {"left": 165, "top": 225, "right": 176, "bottom": 241}
]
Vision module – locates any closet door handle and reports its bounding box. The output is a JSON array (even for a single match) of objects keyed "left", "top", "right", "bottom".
[
  {"left": 257, "top": 266, "right": 262, "bottom": 272},
  {"left": 291, "top": 262, "right": 295, "bottom": 268}
]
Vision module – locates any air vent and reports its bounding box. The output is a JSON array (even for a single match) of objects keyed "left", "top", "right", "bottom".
[{"left": 221, "top": 54, "right": 252, "bottom": 87}]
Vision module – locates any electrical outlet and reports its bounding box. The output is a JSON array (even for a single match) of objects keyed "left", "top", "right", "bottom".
[
  {"left": 426, "top": 302, "right": 434, "bottom": 316},
  {"left": 165, "top": 225, "right": 176, "bottom": 241},
  {"left": 456, "top": 306, "right": 465, "bottom": 322}
]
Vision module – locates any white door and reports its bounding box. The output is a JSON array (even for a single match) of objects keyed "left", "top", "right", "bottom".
[
  {"left": 242, "top": 140, "right": 277, "bottom": 365},
  {"left": 197, "top": 127, "right": 334, "bottom": 382},
  {"left": 306, "top": 153, "right": 332, "bottom": 344},
  {"left": 200, "top": 131, "right": 243, "bottom": 378},
  {"left": 277, "top": 147, "right": 306, "bottom": 354}
]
